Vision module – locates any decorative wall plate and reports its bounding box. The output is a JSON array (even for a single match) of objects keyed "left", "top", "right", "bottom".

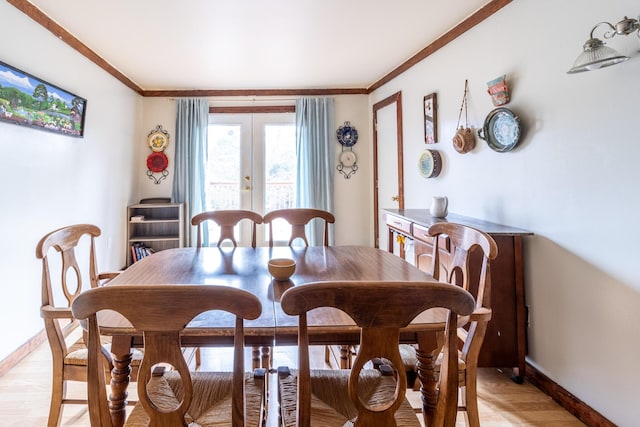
[
  {"left": 477, "top": 108, "right": 521, "bottom": 152},
  {"left": 418, "top": 149, "right": 442, "bottom": 178},
  {"left": 336, "top": 121, "right": 358, "bottom": 147},
  {"left": 147, "top": 125, "right": 170, "bottom": 152},
  {"left": 340, "top": 150, "right": 357, "bottom": 167},
  {"left": 147, "top": 152, "right": 168, "bottom": 173}
]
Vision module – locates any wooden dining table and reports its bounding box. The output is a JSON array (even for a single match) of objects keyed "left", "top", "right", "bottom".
[{"left": 103, "top": 245, "right": 460, "bottom": 427}]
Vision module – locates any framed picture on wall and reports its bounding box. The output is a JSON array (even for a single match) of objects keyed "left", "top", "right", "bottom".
[
  {"left": 423, "top": 93, "right": 437, "bottom": 144},
  {"left": 0, "top": 60, "right": 87, "bottom": 137}
]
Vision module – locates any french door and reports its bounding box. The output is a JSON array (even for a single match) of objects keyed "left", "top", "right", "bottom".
[{"left": 206, "top": 113, "right": 296, "bottom": 246}]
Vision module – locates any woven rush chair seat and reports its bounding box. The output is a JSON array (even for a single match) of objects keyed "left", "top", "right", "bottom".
[
  {"left": 64, "top": 336, "right": 143, "bottom": 369},
  {"left": 278, "top": 368, "right": 420, "bottom": 427},
  {"left": 125, "top": 371, "right": 265, "bottom": 426}
]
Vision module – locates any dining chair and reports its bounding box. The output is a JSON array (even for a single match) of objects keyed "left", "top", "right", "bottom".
[
  {"left": 191, "top": 209, "right": 263, "bottom": 248},
  {"left": 277, "top": 280, "right": 475, "bottom": 427},
  {"left": 36, "top": 224, "right": 142, "bottom": 427},
  {"left": 262, "top": 208, "right": 335, "bottom": 247},
  {"left": 263, "top": 208, "right": 340, "bottom": 367},
  {"left": 72, "top": 284, "right": 267, "bottom": 427},
  {"left": 401, "top": 222, "right": 498, "bottom": 427}
]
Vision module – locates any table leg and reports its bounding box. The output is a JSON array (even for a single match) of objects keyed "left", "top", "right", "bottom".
[
  {"left": 109, "top": 336, "right": 133, "bottom": 427},
  {"left": 261, "top": 346, "right": 271, "bottom": 369},
  {"left": 252, "top": 346, "right": 260, "bottom": 370},
  {"left": 339, "top": 345, "right": 351, "bottom": 369},
  {"left": 415, "top": 332, "right": 442, "bottom": 427}
]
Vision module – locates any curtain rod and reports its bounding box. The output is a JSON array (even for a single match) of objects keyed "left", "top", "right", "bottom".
[{"left": 167, "top": 97, "right": 297, "bottom": 102}]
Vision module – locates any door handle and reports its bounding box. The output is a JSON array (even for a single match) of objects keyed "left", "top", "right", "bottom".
[{"left": 391, "top": 195, "right": 400, "bottom": 202}]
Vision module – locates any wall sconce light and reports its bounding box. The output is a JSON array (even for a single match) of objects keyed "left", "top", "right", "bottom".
[{"left": 567, "top": 15, "right": 640, "bottom": 74}]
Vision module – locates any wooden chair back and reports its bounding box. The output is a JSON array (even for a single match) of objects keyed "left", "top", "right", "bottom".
[
  {"left": 191, "top": 210, "right": 263, "bottom": 248},
  {"left": 262, "top": 208, "right": 335, "bottom": 247},
  {"left": 428, "top": 222, "right": 497, "bottom": 307},
  {"left": 72, "top": 284, "right": 262, "bottom": 427},
  {"left": 280, "top": 280, "right": 475, "bottom": 427},
  {"left": 36, "top": 224, "right": 119, "bottom": 427},
  {"left": 428, "top": 222, "right": 497, "bottom": 349},
  {"left": 428, "top": 222, "right": 498, "bottom": 426}
]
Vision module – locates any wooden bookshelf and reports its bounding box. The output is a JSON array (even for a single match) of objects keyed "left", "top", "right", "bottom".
[{"left": 126, "top": 202, "right": 184, "bottom": 266}]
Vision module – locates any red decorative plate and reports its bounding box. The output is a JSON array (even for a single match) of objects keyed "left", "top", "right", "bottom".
[{"left": 147, "top": 152, "right": 168, "bottom": 172}]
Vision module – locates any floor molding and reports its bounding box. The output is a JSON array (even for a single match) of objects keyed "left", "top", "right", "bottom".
[
  {"left": 526, "top": 362, "right": 615, "bottom": 427},
  {"left": 0, "top": 330, "right": 46, "bottom": 377}
]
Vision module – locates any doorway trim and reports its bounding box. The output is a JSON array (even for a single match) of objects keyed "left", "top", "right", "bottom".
[{"left": 372, "top": 91, "right": 403, "bottom": 248}]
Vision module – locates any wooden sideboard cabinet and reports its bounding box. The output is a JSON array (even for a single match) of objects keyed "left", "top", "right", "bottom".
[{"left": 384, "top": 208, "right": 533, "bottom": 381}]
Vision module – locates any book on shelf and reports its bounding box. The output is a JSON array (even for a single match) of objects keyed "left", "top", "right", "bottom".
[
  {"left": 130, "top": 215, "right": 145, "bottom": 222},
  {"left": 130, "top": 242, "right": 155, "bottom": 263}
]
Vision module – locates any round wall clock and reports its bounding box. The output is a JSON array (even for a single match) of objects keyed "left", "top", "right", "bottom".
[
  {"left": 336, "top": 121, "right": 358, "bottom": 147},
  {"left": 418, "top": 149, "right": 442, "bottom": 178}
]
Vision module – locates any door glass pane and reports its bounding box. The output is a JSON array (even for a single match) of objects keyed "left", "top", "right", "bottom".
[
  {"left": 264, "top": 123, "right": 296, "bottom": 242},
  {"left": 206, "top": 124, "right": 241, "bottom": 243},
  {"left": 204, "top": 114, "right": 296, "bottom": 246}
]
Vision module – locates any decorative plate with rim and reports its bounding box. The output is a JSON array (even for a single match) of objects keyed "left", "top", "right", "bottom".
[
  {"left": 340, "top": 151, "right": 357, "bottom": 167},
  {"left": 147, "top": 125, "right": 170, "bottom": 152},
  {"left": 147, "top": 152, "right": 168, "bottom": 172},
  {"left": 336, "top": 121, "right": 358, "bottom": 147},
  {"left": 477, "top": 107, "right": 521, "bottom": 152},
  {"left": 418, "top": 149, "right": 442, "bottom": 178}
]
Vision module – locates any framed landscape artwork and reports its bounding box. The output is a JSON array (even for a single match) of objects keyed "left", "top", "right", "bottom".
[
  {"left": 0, "top": 60, "right": 86, "bottom": 137},
  {"left": 424, "top": 93, "right": 437, "bottom": 144}
]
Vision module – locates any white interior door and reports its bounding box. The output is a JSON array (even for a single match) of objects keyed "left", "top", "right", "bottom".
[{"left": 373, "top": 92, "right": 403, "bottom": 251}]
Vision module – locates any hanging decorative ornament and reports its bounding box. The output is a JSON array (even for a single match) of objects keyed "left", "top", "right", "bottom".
[
  {"left": 486, "top": 75, "right": 510, "bottom": 106},
  {"left": 146, "top": 125, "right": 170, "bottom": 184},
  {"left": 336, "top": 121, "right": 359, "bottom": 179},
  {"left": 452, "top": 79, "right": 476, "bottom": 154}
]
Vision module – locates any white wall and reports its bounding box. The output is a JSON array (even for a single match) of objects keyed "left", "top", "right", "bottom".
[
  {"left": 369, "top": 0, "right": 640, "bottom": 424},
  {"left": 137, "top": 95, "right": 371, "bottom": 246},
  {"left": 0, "top": 2, "right": 141, "bottom": 361}
]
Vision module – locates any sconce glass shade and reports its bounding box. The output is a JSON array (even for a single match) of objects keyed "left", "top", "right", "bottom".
[{"left": 567, "top": 37, "right": 629, "bottom": 74}]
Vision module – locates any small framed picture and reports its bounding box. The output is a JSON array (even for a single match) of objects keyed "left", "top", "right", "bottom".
[{"left": 423, "top": 93, "right": 437, "bottom": 144}]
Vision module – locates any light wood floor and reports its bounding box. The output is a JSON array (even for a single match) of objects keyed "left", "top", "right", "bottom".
[{"left": 0, "top": 340, "right": 585, "bottom": 426}]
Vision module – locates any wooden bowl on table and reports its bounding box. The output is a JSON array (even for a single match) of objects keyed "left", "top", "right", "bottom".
[{"left": 268, "top": 258, "right": 296, "bottom": 281}]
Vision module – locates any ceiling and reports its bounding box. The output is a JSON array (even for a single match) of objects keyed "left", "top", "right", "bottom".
[{"left": 19, "top": 0, "right": 499, "bottom": 92}]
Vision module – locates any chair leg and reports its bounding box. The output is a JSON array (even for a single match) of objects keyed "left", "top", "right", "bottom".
[
  {"left": 47, "top": 378, "right": 64, "bottom": 427},
  {"left": 195, "top": 347, "right": 201, "bottom": 369},
  {"left": 464, "top": 371, "right": 480, "bottom": 427}
]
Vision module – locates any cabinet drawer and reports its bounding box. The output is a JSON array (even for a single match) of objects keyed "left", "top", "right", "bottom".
[
  {"left": 411, "top": 224, "right": 432, "bottom": 243},
  {"left": 412, "top": 224, "right": 451, "bottom": 252},
  {"left": 386, "top": 214, "right": 412, "bottom": 234}
]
